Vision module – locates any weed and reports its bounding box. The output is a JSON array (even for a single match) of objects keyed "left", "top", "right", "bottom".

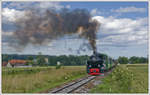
[
  {"left": 91, "top": 64, "right": 148, "bottom": 93},
  {"left": 2, "top": 66, "right": 87, "bottom": 93}
]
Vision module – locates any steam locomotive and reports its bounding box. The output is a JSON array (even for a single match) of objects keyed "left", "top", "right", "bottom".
[{"left": 86, "top": 51, "right": 116, "bottom": 75}]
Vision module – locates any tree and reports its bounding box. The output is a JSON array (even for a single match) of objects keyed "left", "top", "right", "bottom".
[
  {"left": 36, "top": 52, "right": 46, "bottom": 66},
  {"left": 27, "top": 56, "right": 34, "bottom": 66},
  {"left": 139, "top": 57, "right": 148, "bottom": 63},
  {"left": 2, "top": 54, "right": 9, "bottom": 62},
  {"left": 129, "top": 56, "right": 139, "bottom": 64},
  {"left": 129, "top": 56, "right": 148, "bottom": 64},
  {"left": 118, "top": 56, "right": 129, "bottom": 64}
]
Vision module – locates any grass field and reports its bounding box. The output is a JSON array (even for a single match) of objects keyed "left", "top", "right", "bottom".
[
  {"left": 2, "top": 66, "right": 87, "bottom": 93},
  {"left": 91, "top": 64, "right": 148, "bottom": 93}
]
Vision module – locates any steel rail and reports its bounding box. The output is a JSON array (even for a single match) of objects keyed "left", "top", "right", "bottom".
[{"left": 50, "top": 76, "right": 96, "bottom": 93}]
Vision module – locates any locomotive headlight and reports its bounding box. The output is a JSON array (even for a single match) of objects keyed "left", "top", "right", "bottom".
[
  {"left": 89, "top": 65, "right": 91, "bottom": 67},
  {"left": 102, "top": 67, "right": 105, "bottom": 69}
]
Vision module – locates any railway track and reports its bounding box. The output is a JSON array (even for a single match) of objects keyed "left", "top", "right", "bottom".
[
  {"left": 50, "top": 76, "right": 96, "bottom": 93},
  {"left": 49, "top": 65, "right": 117, "bottom": 93}
]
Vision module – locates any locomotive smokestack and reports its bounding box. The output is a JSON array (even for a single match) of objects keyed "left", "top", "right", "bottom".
[{"left": 93, "top": 49, "right": 97, "bottom": 55}]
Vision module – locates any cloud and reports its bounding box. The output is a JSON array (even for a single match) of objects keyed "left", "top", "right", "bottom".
[
  {"left": 2, "top": 2, "right": 34, "bottom": 10},
  {"left": 66, "top": 5, "right": 71, "bottom": 9},
  {"left": 111, "top": 6, "right": 146, "bottom": 13},
  {"left": 2, "top": 8, "right": 25, "bottom": 22},
  {"left": 2, "top": 2, "right": 69, "bottom": 23},
  {"left": 2, "top": 31, "right": 13, "bottom": 36},
  {"left": 39, "top": 2, "right": 64, "bottom": 10},
  {"left": 90, "top": 8, "right": 101, "bottom": 15},
  {"left": 93, "top": 16, "right": 148, "bottom": 47},
  {"left": 3, "top": 2, "right": 65, "bottom": 10},
  {"left": 2, "top": 2, "right": 148, "bottom": 56},
  {"left": 2, "top": 31, "right": 16, "bottom": 43}
]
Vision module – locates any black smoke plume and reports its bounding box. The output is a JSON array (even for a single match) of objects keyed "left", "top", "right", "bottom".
[{"left": 14, "top": 8, "right": 100, "bottom": 52}]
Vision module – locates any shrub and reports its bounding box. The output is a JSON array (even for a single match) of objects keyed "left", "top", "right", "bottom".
[
  {"left": 55, "top": 65, "right": 61, "bottom": 69},
  {"left": 91, "top": 66, "right": 133, "bottom": 93},
  {"left": 110, "top": 66, "right": 132, "bottom": 92}
]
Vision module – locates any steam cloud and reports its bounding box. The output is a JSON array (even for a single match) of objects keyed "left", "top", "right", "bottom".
[{"left": 14, "top": 8, "right": 100, "bottom": 52}]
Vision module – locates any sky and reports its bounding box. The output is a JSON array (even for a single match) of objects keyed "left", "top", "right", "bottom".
[{"left": 2, "top": 1, "right": 149, "bottom": 59}]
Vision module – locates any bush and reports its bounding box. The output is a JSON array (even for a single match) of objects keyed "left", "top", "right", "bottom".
[
  {"left": 110, "top": 66, "right": 132, "bottom": 92},
  {"left": 55, "top": 65, "right": 61, "bottom": 69},
  {"left": 91, "top": 66, "right": 133, "bottom": 93}
]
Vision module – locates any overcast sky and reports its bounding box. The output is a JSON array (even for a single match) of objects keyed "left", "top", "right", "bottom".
[{"left": 2, "top": 1, "right": 148, "bottom": 59}]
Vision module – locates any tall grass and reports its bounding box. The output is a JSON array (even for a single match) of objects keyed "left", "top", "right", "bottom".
[
  {"left": 2, "top": 66, "right": 55, "bottom": 75},
  {"left": 91, "top": 64, "right": 148, "bottom": 93},
  {"left": 2, "top": 66, "right": 87, "bottom": 93},
  {"left": 127, "top": 64, "right": 148, "bottom": 93}
]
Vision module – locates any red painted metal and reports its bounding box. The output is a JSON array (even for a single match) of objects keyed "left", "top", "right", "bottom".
[
  {"left": 89, "top": 72, "right": 101, "bottom": 75},
  {"left": 88, "top": 68, "right": 101, "bottom": 75}
]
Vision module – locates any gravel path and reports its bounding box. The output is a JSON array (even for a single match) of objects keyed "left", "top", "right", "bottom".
[{"left": 72, "top": 70, "right": 113, "bottom": 93}]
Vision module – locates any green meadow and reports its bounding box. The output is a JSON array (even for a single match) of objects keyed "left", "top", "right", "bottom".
[{"left": 2, "top": 66, "right": 87, "bottom": 93}]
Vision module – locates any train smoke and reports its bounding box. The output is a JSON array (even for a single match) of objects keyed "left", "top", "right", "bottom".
[{"left": 14, "top": 8, "right": 100, "bottom": 52}]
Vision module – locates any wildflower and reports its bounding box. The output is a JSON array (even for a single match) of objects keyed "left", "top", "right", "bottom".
[{"left": 65, "top": 76, "right": 68, "bottom": 80}]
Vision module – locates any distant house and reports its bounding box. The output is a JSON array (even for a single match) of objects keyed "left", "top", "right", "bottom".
[{"left": 7, "top": 60, "right": 32, "bottom": 68}]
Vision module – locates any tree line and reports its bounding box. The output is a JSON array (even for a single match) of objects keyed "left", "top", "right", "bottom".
[
  {"left": 2, "top": 54, "right": 148, "bottom": 66},
  {"left": 2, "top": 54, "right": 89, "bottom": 66},
  {"left": 118, "top": 56, "right": 148, "bottom": 64}
]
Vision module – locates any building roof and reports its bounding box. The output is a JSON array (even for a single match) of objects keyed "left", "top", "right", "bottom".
[{"left": 8, "top": 59, "right": 27, "bottom": 65}]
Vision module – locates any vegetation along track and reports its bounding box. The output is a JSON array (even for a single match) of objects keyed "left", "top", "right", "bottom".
[
  {"left": 50, "top": 64, "right": 117, "bottom": 93},
  {"left": 50, "top": 75, "right": 96, "bottom": 93}
]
